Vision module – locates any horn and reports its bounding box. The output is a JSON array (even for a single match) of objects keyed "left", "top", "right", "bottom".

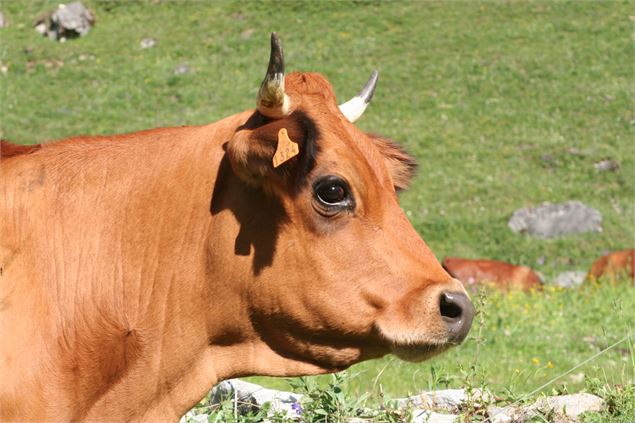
[
  {"left": 257, "top": 32, "right": 291, "bottom": 118},
  {"left": 338, "top": 70, "right": 379, "bottom": 123}
]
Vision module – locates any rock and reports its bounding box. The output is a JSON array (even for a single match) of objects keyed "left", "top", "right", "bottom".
[
  {"left": 487, "top": 406, "right": 513, "bottom": 423},
  {"left": 529, "top": 393, "right": 604, "bottom": 421},
  {"left": 179, "top": 411, "right": 209, "bottom": 423},
  {"left": 395, "top": 388, "right": 491, "bottom": 412},
  {"left": 140, "top": 38, "right": 156, "bottom": 49},
  {"left": 487, "top": 394, "right": 604, "bottom": 423},
  {"left": 594, "top": 159, "right": 619, "bottom": 172},
  {"left": 174, "top": 63, "right": 191, "bottom": 75},
  {"left": 0, "top": 11, "right": 6, "bottom": 28},
  {"left": 210, "top": 379, "right": 303, "bottom": 419},
  {"left": 189, "top": 414, "right": 209, "bottom": 423},
  {"left": 508, "top": 201, "right": 602, "bottom": 239},
  {"left": 553, "top": 271, "right": 586, "bottom": 288},
  {"left": 34, "top": 2, "right": 94, "bottom": 41},
  {"left": 411, "top": 409, "right": 458, "bottom": 423}
]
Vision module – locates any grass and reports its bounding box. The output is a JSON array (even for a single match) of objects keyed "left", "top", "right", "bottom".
[{"left": 1, "top": 0, "right": 633, "bottom": 420}]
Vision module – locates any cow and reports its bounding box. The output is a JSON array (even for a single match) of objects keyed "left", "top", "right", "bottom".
[
  {"left": 442, "top": 257, "right": 543, "bottom": 292},
  {"left": 587, "top": 249, "right": 635, "bottom": 283},
  {"left": 0, "top": 34, "right": 474, "bottom": 421}
]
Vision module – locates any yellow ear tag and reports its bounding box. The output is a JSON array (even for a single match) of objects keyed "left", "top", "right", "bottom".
[{"left": 272, "top": 128, "right": 299, "bottom": 168}]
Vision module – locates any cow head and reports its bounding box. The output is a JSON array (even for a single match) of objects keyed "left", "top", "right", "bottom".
[{"left": 218, "top": 33, "right": 473, "bottom": 376}]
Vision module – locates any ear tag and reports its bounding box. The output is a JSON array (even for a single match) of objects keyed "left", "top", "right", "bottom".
[{"left": 272, "top": 128, "right": 299, "bottom": 168}]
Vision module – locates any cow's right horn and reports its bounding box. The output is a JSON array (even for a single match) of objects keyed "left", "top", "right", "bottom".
[{"left": 257, "top": 33, "right": 291, "bottom": 119}]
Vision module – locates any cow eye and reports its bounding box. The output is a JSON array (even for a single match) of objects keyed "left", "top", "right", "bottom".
[{"left": 313, "top": 176, "right": 354, "bottom": 215}]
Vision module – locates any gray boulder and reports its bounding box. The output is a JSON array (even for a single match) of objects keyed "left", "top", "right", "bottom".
[
  {"left": 35, "top": 2, "right": 94, "bottom": 41},
  {"left": 508, "top": 201, "right": 602, "bottom": 239}
]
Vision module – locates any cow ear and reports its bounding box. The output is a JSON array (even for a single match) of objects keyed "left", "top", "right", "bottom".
[
  {"left": 226, "top": 112, "right": 319, "bottom": 188},
  {"left": 370, "top": 135, "right": 417, "bottom": 192},
  {"left": 226, "top": 124, "right": 280, "bottom": 186}
]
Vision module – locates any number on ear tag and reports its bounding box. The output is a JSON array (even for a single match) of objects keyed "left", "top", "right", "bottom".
[{"left": 272, "top": 128, "right": 300, "bottom": 168}]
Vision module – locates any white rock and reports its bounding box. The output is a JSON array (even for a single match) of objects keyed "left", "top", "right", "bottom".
[
  {"left": 411, "top": 409, "right": 458, "bottom": 423},
  {"left": 33, "top": 1, "right": 93, "bottom": 40},
  {"left": 189, "top": 414, "right": 209, "bottom": 423},
  {"left": 174, "top": 63, "right": 191, "bottom": 75},
  {"left": 53, "top": 2, "right": 93, "bottom": 36},
  {"left": 395, "top": 388, "right": 491, "bottom": 412},
  {"left": 529, "top": 393, "right": 604, "bottom": 420},
  {"left": 140, "top": 38, "right": 156, "bottom": 49},
  {"left": 487, "top": 405, "right": 515, "bottom": 423}
]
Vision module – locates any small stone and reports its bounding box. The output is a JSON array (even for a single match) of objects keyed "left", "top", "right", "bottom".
[
  {"left": 140, "top": 38, "right": 156, "bottom": 49},
  {"left": 174, "top": 63, "right": 191, "bottom": 75},
  {"left": 35, "top": 22, "right": 47, "bottom": 35},
  {"left": 553, "top": 271, "right": 587, "bottom": 288},
  {"left": 78, "top": 53, "right": 95, "bottom": 61},
  {"left": 508, "top": 201, "right": 602, "bottom": 239},
  {"left": 0, "top": 63, "right": 8, "bottom": 75},
  {"left": 594, "top": 159, "right": 619, "bottom": 172}
]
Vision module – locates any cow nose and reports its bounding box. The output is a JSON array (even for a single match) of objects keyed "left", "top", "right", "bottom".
[{"left": 439, "top": 291, "right": 475, "bottom": 344}]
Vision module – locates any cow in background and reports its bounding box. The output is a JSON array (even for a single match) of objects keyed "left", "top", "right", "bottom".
[
  {"left": 443, "top": 257, "right": 543, "bottom": 292},
  {"left": 587, "top": 249, "right": 635, "bottom": 283}
]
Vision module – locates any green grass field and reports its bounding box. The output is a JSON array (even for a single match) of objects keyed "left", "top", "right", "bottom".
[{"left": 2, "top": 0, "right": 633, "bottom": 419}]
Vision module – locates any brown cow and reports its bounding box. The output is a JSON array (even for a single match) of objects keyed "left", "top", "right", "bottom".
[
  {"left": 443, "top": 257, "right": 543, "bottom": 291},
  {"left": 587, "top": 249, "right": 635, "bottom": 282},
  {"left": 0, "top": 34, "right": 473, "bottom": 421}
]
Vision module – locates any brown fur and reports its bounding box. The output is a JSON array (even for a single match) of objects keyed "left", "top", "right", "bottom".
[
  {"left": 587, "top": 249, "right": 635, "bottom": 283},
  {"left": 1, "top": 71, "right": 470, "bottom": 421},
  {"left": 1, "top": 140, "right": 43, "bottom": 158},
  {"left": 443, "top": 257, "right": 543, "bottom": 291}
]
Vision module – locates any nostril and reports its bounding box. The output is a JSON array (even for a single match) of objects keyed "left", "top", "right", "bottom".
[
  {"left": 440, "top": 292, "right": 462, "bottom": 321},
  {"left": 439, "top": 291, "right": 475, "bottom": 344}
]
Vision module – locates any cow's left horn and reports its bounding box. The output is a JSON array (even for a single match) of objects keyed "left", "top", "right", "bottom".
[
  {"left": 338, "top": 70, "right": 379, "bottom": 123},
  {"left": 257, "top": 32, "right": 291, "bottom": 119}
]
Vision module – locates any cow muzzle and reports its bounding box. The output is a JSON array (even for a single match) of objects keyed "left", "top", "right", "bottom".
[{"left": 439, "top": 291, "right": 474, "bottom": 344}]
